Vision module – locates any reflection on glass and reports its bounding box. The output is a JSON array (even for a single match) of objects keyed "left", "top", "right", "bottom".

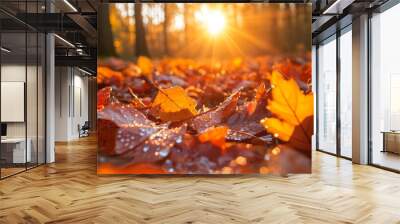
[
  {"left": 318, "top": 37, "right": 337, "bottom": 154},
  {"left": 1, "top": 32, "right": 27, "bottom": 177},
  {"left": 38, "top": 33, "right": 46, "bottom": 165},
  {"left": 340, "top": 29, "right": 352, "bottom": 158},
  {"left": 27, "top": 31, "right": 38, "bottom": 169},
  {"left": 371, "top": 4, "right": 400, "bottom": 171},
  {"left": 0, "top": 0, "right": 47, "bottom": 179}
]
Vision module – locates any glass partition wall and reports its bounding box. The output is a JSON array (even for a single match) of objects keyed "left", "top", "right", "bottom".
[
  {"left": 370, "top": 3, "right": 400, "bottom": 172},
  {"left": 0, "top": 1, "right": 46, "bottom": 179},
  {"left": 316, "top": 26, "right": 352, "bottom": 159},
  {"left": 339, "top": 27, "right": 352, "bottom": 159},
  {"left": 315, "top": 0, "right": 400, "bottom": 172},
  {"left": 317, "top": 35, "right": 337, "bottom": 154}
]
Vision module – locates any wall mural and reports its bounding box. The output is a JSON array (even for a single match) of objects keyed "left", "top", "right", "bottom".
[{"left": 97, "top": 3, "right": 313, "bottom": 175}]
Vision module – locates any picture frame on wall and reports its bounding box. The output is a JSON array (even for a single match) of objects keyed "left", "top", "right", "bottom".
[{"left": 97, "top": 2, "right": 313, "bottom": 175}]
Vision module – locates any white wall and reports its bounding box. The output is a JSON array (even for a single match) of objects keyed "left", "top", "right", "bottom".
[
  {"left": 55, "top": 66, "right": 70, "bottom": 141},
  {"left": 54, "top": 67, "right": 89, "bottom": 141},
  {"left": 72, "top": 73, "right": 89, "bottom": 138}
]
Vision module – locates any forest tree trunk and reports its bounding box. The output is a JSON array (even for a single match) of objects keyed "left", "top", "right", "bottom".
[
  {"left": 98, "top": 4, "right": 116, "bottom": 58},
  {"left": 163, "top": 4, "right": 169, "bottom": 56},
  {"left": 135, "top": 3, "right": 150, "bottom": 57},
  {"left": 184, "top": 5, "right": 189, "bottom": 47}
]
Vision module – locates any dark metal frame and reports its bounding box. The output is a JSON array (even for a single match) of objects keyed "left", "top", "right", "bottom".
[
  {"left": 0, "top": 0, "right": 47, "bottom": 180},
  {"left": 336, "top": 25, "right": 341, "bottom": 158},
  {"left": 367, "top": 10, "right": 373, "bottom": 166}
]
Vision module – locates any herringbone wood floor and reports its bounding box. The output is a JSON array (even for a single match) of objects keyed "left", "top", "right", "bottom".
[{"left": 1, "top": 136, "right": 400, "bottom": 224}]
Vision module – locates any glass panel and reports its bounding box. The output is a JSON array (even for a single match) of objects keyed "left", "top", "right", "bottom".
[
  {"left": 26, "top": 0, "right": 39, "bottom": 169},
  {"left": 312, "top": 45, "right": 317, "bottom": 151},
  {"left": 0, "top": 1, "right": 46, "bottom": 178},
  {"left": 339, "top": 29, "right": 352, "bottom": 158},
  {"left": 1, "top": 31, "right": 27, "bottom": 177},
  {"left": 27, "top": 31, "right": 38, "bottom": 169},
  {"left": 38, "top": 33, "right": 46, "bottom": 165},
  {"left": 371, "top": 5, "right": 400, "bottom": 171},
  {"left": 317, "top": 37, "right": 337, "bottom": 154}
]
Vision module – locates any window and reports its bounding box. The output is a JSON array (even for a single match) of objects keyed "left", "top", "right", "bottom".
[
  {"left": 371, "top": 3, "right": 400, "bottom": 171},
  {"left": 339, "top": 28, "right": 352, "bottom": 158},
  {"left": 317, "top": 36, "right": 337, "bottom": 154}
]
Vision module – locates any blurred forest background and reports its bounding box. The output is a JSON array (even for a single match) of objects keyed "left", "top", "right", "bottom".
[{"left": 98, "top": 3, "right": 311, "bottom": 60}]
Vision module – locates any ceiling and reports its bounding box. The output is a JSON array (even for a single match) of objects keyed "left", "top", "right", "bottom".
[
  {"left": 0, "top": 0, "right": 97, "bottom": 73},
  {"left": 312, "top": 0, "right": 391, "bottom": 43}
]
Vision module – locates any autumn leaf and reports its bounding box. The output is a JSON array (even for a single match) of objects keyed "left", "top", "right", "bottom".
[
  {"left": 273, "top": 59, "right": 311, "bottom": 91},
  {"left": 151, "top": 86, "right": 198, "bottom": 122},
  {"left": 137, "top": 56, "right": 153, "bottom": 79},
  {"left": 122, "top": 63, "right": 142, "bottom": 78},
  {"left": 198, "top": 126, "right": 228, "bottom": 150},
  {"left": 246, "top": 83, "right": 266, "bottom": 115},
  {"left": 190, "top": 91, "right": 240, "bottom": 133},
  {"left": 98, "top": 55, "right": 313, "bottom": 174},
  {"left": 98, "top": 103, "right": 187, "bottom": 165},
  {"left": 226, "top": 84, "right": 270, "bottom": 143},
  {"left": 97, "top": 104, "right": 160, "bottom": 155},
  {"left": 261, "top": 71, "right": 313, "bottom": 152},
  {"left": 98, "top": 104, "right": 159, "bottom": 155},
  {"left": 167, "top": 135, "right": 266, "bottom": 174},
  {"left": 98, "top": 66, "right": 124, "bottom": 86},
  {"left": 120, "top": 124, "right": 187, "bottom": 165},
  {"left": 97, "top": 87, "right": 113, "bottom": 110}
]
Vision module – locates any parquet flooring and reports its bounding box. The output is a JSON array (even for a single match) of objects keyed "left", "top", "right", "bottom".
[{"left": 1, "top": 136, "right": 400, "bottom": 224}]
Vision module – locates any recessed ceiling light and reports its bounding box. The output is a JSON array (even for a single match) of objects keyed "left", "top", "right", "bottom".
[
  {"left": 1, "top": 47, "right": 11, "bottom": 53},
  {"left": 63, "top": 0, "right": 78, "bottom": 12},
  {"left": 78, "top": 67, "right": 93, "bottom": 76},
  {"left": 323, "top": 0, "right": 354, "bottom": 15},
  {"left": 54, "top": 34, "right": 75, "bottom": 48}
]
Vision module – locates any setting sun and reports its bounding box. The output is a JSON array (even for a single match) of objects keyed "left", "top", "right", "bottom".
[
  {"left": 195, "top": 7, "right": 226, "bottom": 36},
  {"left": 204, "top": 10, "right": 226, "bottom": 35}
]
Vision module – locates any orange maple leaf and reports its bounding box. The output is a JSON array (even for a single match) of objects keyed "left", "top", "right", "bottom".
[
  {"left": 261, "top": 71, "right": 313, "bottom": 152},
  {"left": 247, "top": 83, "right": 266, "bottom": 115},
  {"left": 198, "top": 126, "right": 228, "bottom": 150},
  {"left": 151, "top": 86, "right": 198, "bottom": 122},
  {"left": 137, "top": 56, "right": 153, "bottom": 80}
]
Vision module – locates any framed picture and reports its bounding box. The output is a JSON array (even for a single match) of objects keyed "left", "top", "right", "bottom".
[{"left": 97, "top": 3, "right": 312, "bottom": 175}]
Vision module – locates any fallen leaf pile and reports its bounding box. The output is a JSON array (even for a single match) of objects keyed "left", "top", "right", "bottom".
[{"left": 97, "top": 56, "right": 313, "bottom": 174}]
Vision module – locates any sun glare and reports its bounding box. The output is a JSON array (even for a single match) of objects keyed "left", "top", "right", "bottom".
[
  {"left": 205, "top": 10, "right": 226, "bottom": 35},
  {"left": 195, "top": 7, "right": 226, "bottom": 36}
]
